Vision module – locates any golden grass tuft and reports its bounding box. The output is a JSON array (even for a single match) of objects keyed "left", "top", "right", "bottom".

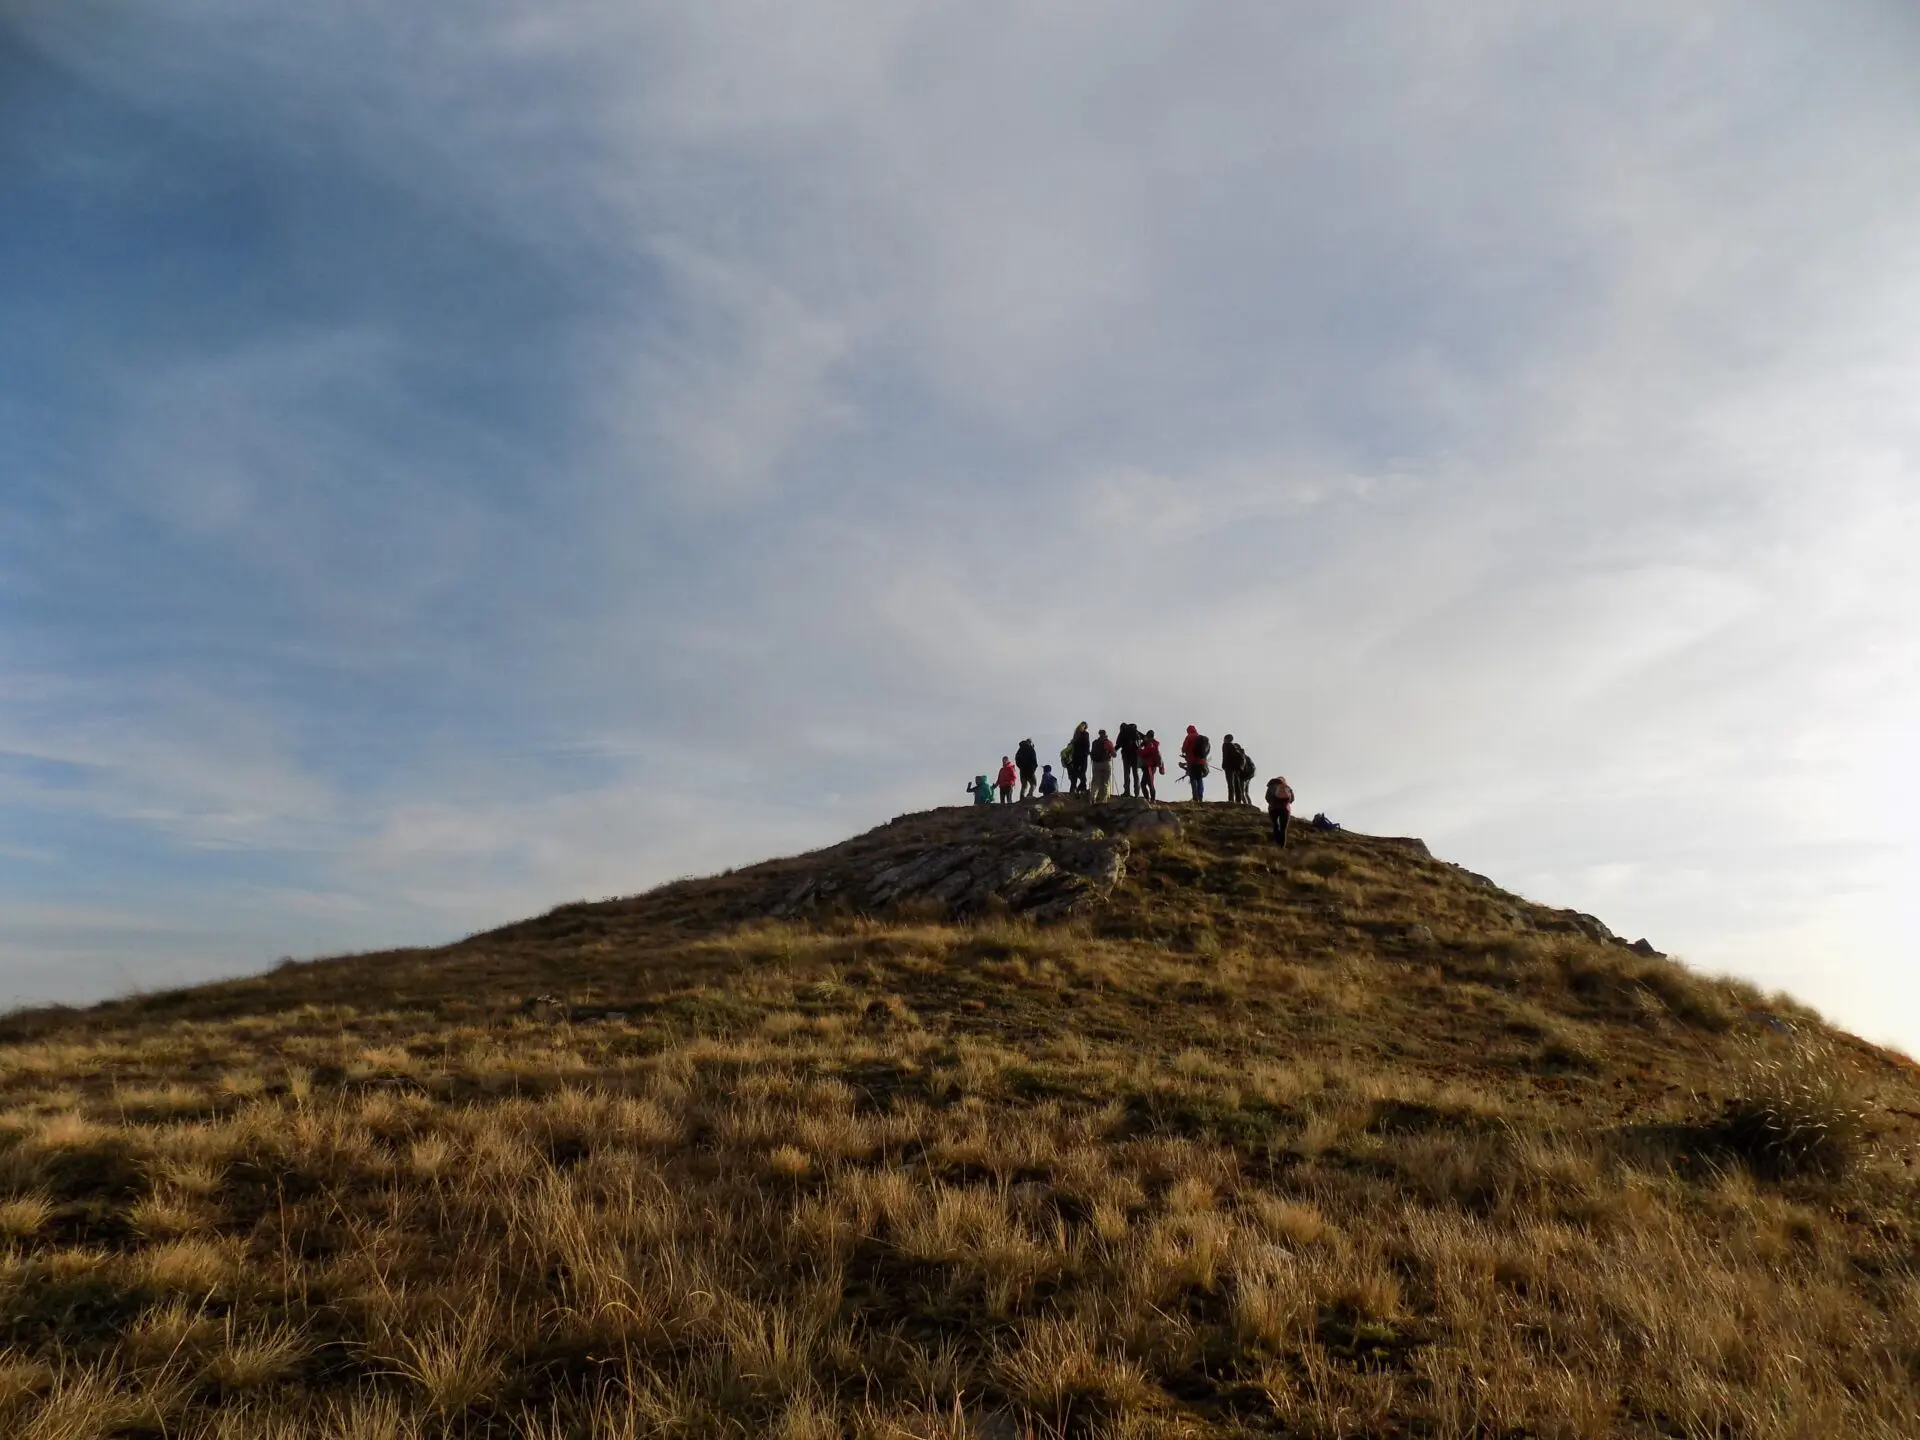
[
  {"left": 1717, "top": 1035, "right": 1872, "bottom": 1179},
  {"left": 0, "top": 1194, "right": 54, "bottom": 1241}
]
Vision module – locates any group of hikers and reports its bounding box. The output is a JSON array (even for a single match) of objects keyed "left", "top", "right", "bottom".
[{"left": 968, "top": 722, "right": 1297, "bottom": 844}]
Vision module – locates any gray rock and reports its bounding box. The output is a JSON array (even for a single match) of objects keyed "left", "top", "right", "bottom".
[
  {"left": 923, "top": 865, "right": 980, "bottom": 906},
  {"left": 1025, "top": 881, "right": 1095, "bottom": 923},
  {"left": 1550, "top": 910, "right": 1617, "bottom": 945},
  {"left": 1629, "top": 938, "right": 1665, "bottom": 958},
  {"left": 773, "top": 877, "right": 817, "bottom": 916},
  {"left": 1050, "top": 836, "right": 1130, "bottom": 892},
  {"left": 768, "top": 802, "right": 1143, "bottom": 925},
  {"left": 992, "top": 851, "right": 1057, "bottom": 897},
  {"left": 867, "top": 846, "right": 977, "bottom": 905}
]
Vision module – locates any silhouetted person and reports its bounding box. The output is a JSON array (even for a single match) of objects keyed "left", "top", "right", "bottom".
[
  {"left": 1138, "top": 730, "right": 1164, "bottom": 800},
  {"left": 996, "top": 755, "right": 1017, "bottom": 804},
  {"left": 1221, "top": 735, "right": 1245, "bottom": 804},
  {"left": 1236, "top": 746, "right": 1258, "bottom": 806},
  {"left": 1014, "top": 738, "right": 1039, "bottom": 799},
  {"left": 1039, "top": 764, "right": 1060, "bottom": 796},
  {"left": 966, "top": 774, "right": 993, "bottom": 806},
  {"left": 1089, "top": 728, "right": 1115, "bottom": 802},
  {"left": 1265, "top": 775, "right": 1295, "bottom": 845},
  {"left": 1068, "top": 722, "right": 1091, "bottom": 794},
  {"left": 1180, "top": 726, "right": 1210, "bottom": 802},
  {"left": 1116, "top": 721, "right": 1142, "bottom": 796}
]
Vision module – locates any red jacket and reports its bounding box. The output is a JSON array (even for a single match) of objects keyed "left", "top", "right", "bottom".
[
  {"left": 1181, "top": 728, "right": 1206, "bottom": 766},
  {"left": 1138, "top": 739, "right": 1164, "bottom": 774},
  {"left": 997, "top": 761, "right": 1017, "bottom": 788}
]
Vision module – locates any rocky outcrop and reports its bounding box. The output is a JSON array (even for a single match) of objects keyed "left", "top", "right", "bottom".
[{"left": 769, "top": 795, "right": 1180, "bottom": 923}]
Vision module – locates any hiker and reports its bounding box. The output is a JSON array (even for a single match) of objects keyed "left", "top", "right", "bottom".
[
  {"left": 1116, "top": 721, "right": 1142, "bottom": 796},
  {"left": 1068, "top": 722, "right": 1092, "bottom": 794},
  {"left": 1220, "top": 735, "right": 1245, "bottom": 805},
  {"left": 1180, "top": 726, "right": 1211, "bottom": 802},
  {"left": 1039, "top": 764, "right": 1060, "bottom": 796},
  {"left": 1014, "top": 738, "right": 1039, "bottom": 799},
  {"left": 966, "top": 774, "right": 994, "bottom": 806},
  {"left": 1089, "top": 728, "right": 1115, "bottom": 802},
  {"left": 1137, "top": 729, "right": 1164, "bottom": 801},
  {"left": 996, "top": 755, "right": 1017, "bottom": 804},
  {"left": 1265, "top": 775, "right": 1296, "bottom": 845},
  {"left": 1236, "top": 746, "right": 1258, "bottom": 806}
]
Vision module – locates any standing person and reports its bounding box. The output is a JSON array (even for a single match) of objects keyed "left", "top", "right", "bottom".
[
  {"left": 1116, "top": 722, "right": 1142, "bottom": 797},
  {"left": 1237, "top": 747, "right": 1259, "bottom": 806},
  {"left": 1138, "top": 730, "right": 1165, "bottom": 801},
  {"left": 1039, "top": 764, "right": 1060, "bottom": 796},
  {"left": 1265, "top": 774, "right": 1296, "bottom": 845},
  {"left": 1069, "top": 722, "right": 1092, "bottom": 794},
  {"left": 1089, "top": 728, "right": 1116, "bottom": 802},
  {"left": 1014, "top": 738, "right": 1039, "bottom": 799},
  {"left": 966, "top": 775, "right": 994, "bottom": 805},
  {"left": 1180, "top": 726, "right": 1211, "bottom": 802},
  {"left": 996, "top": 755, "right": 1017, "bottom": 804},
  {"left": 1220, "top": 735, "right": 1245, "bottom": 805}
]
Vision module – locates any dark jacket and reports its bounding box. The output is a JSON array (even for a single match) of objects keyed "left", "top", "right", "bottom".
[{"left": 1014, "top": 740, "right": 1038, "bottom": 773}]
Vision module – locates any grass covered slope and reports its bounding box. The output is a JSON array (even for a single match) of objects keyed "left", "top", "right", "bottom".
[{"left": 0, "top": 801, "right": 1915, "bottom": 1438}]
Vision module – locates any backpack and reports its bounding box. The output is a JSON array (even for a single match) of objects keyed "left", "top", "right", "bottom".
[
  {"left": 1060, "top": 744, "right": 1073, "bottom": 767},
  {"left": 1194, "top": 734, "right": 1210, "bottom": 762},
  {"left": 1239, "top": 752, "right": 1255, "bottom": 779},
  {"left": 1116, "top": 722, "right": 1139, "bottom": 749}
]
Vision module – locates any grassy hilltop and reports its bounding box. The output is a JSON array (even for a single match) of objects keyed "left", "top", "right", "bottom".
[{"left": 0, "top": 798, "right": 1915, "bottom": 1438}]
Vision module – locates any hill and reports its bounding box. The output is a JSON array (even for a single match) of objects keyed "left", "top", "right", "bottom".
[{"left": 0, "top": 797, "right": 1914, "bottom": 1438}]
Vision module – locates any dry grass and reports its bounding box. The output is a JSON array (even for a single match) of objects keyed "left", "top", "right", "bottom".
[
  {"left": 1717, "top": 1034, "right": 1873, "bottom": 1179},
  {"left": 0, "top": 803, "right": 1911, "bottom": 1436}
]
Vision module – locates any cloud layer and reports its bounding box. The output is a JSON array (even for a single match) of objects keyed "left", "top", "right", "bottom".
[{"left": 3, "top": 3, "right": 1917, "bottom": 1045}]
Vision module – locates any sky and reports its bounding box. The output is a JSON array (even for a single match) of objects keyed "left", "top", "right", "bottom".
[{"left": 2, "top": 2, "right": 1917, "bottom": 1048}]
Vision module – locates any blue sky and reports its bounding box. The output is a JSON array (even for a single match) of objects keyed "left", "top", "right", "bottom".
[{"left": 3, "top": 3, "right": 1918, "bottom": 1048}]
